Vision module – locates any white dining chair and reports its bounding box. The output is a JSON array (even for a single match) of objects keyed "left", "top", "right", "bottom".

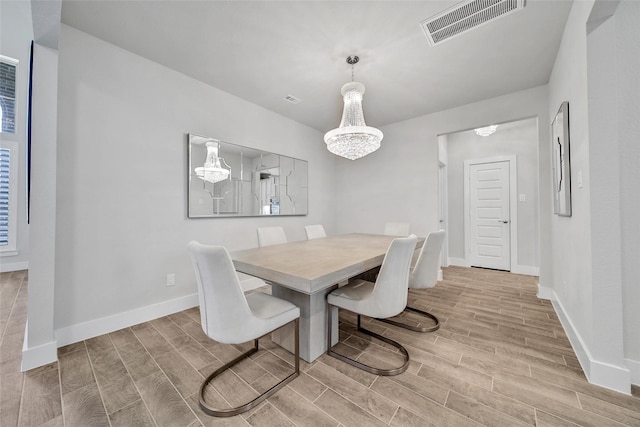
[
  {"left": 305, "top": 224, "right": 327, "bottom": 240},
  {"left": 257, "top": 226, "right": 287, "bottom": 247},
  {"left": 187, "top": 241, "right": 300, "bottom": 417},
  {"left": 237, "top": 272, "right": 267, "bottom": 293},
  {"left": 326, "top": 235, "right": 418, "bottom": 376},
  {"left": 378, "top": 230, "right": 445, "bottom": 333},
  {"left": 384, "top": 222, "right": 410, "bottom": 236}
]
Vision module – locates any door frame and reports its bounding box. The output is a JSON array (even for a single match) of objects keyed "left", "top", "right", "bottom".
[
  {"left": 438, "top": 160, "right": 449, "bottom": 268},
  {"left": 463, "top": 155, "right": 518, "bottom": 271}
]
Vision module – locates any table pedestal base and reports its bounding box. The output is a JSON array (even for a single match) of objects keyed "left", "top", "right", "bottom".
[{"left": 271, "top": 284, "right": 339, "bottom": 362}]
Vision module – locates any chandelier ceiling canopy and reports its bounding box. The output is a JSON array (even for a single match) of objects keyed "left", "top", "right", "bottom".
[{"left": 324, "top": 56, "right": 383, "bottom": 161}]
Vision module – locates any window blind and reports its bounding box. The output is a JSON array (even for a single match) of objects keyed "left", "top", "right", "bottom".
[
  {"left": 0, "top": 148, "right": 10, "bottom": 246},
  {"left": 0, "top": 59, "right": 17, "bottom": 134}
]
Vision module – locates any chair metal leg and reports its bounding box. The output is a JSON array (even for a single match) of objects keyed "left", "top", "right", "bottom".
[
  {"left": 327, "top": 309, "right": 409, "bottom": 376},
  {"left": 199, "top": 318, "right": 300, "bottom": 417},
  {"left": 377, "top": 305, "right": 440, "bottom": 332}
]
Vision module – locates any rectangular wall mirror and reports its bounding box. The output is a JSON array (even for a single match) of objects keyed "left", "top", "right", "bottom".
[{"left": 188, "top": 133, "right": 308, "bottom": 217}]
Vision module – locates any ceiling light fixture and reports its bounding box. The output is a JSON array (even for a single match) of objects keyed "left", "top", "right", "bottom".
[
  {"left": 324, "top": 56, "right": 383, "bottom": 160},
  {"left": 195, "top": 140, "right": 230, "bottom": 184},
  {"left": 474, "top": 125, "right": 498, "bottom": 137}
]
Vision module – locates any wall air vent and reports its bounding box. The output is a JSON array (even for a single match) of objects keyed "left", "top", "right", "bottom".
[
  {"left": 420, "top": 0, "right": 525, "bottom": 46},
  {"left": 283, "top": 94, "right": 302, "bottom": 104}
]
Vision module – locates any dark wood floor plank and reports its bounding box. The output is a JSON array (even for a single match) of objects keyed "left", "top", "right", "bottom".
[
  {"left": 183, "top": 393, "right": 249, "bottom": 427},
  {"left": 313, "top": 353, "right": 376, "bottom": 388},
  {"left": 1, "top": 356, "right": 24, "bottom": 403},
  {"left": 390, "top": 406, "right": 438, "bottom": 427},
  {"left": 265, "top": 386, "right": 339, "bottom": 427},
  {"left": 313, "top": 388, "right": 388, "bottom": 427},
  {"left": 493, "top": 377, "right": 624, "bottom": 427},
  {"left": 19, "top": 363, "right": 63, "bottom": 427},
  {"left": 578, "top": 393, "right": 640, "bottom": 426},
  {"left": 154, "top": 348, "right": 205, "bottom": 398},
  {"left": 386, "top": 370, "right": 450, "bottom": 406},
  {"left": 245, "top": 402, "right": 295, "bottom": 426},
  {"left": 61, "top": 382, "right": 109, "bottom": 427},
  {"left": 417, "top": 363, "right": 537, "bottom": 425},
  {"left": 135, "top": 371, "right": 199, "bottom": 427},
  {"left": 108, "top": 399, "right": 156, "bottom": 427},
  {"left": 417, "top": 352, "right": 493, "bottom": 390},
  {"left": 100, "top": 374, "right": 142, "bottom": 415},
  {"left": 1, "top": 397, "right": 21, "bottom": 427},
  {"left": 131, "top": 323, "right": 175, "bottom": 359},
  {"left": 307, "top": 361, "right": 399, "bottom": 423},
  {"left": 445, "top": 390, "right": 531, "bottom": 427},
  {"left": 58, "top": 345, "right": 95, "bottom": 397},
  {"left": 285, "top": 372, "right": 327, "bottom": 402},
  {"left": 371, "top": 376, "right": 482, "bottom": 427}
]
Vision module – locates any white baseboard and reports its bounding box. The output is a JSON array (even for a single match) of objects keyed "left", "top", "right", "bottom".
[
  {"left": 511, "top": 264, "right": 539, "bottom": 276},
  {"left": 21, "top": 321, "right": 57, "bottom": 372},
  {"left": 1, "top": 261, "right": 29, "bottom": 273},
  {"left": 448, "top": 257, "right": 469, "bottom": 267},
  {"left": 55, "top": 293, "right": 199, "bottom": 348},
  {"left": 549, "top": 289, "right": 631, "bottom": 394},
  {"left": 537, "top": 284, "right": 556, "bottom": 300},
  {"left": 626, "top": 358, "right": 640, "bottom": 386},
  {"left": 589, "top": 359, "right": 632, "bottom": 394},
  {"left": 437, "top": 268, "right": 443, "bottom": 282}
]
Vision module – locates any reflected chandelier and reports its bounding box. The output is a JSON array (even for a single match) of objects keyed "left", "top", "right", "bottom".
[
  {"left": 474, "top": 125, "right": 498, "bottom": 137},
  {"left": 324, "top": 56, "right": 383, "bottom": 160},
  {"left": 195, "top": 140, "right": 230, "bottom": 184}
]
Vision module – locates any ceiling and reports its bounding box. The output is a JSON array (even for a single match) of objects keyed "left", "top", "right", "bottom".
[{"left": 60, "top": 0, "right": 573, "bottom": 133}]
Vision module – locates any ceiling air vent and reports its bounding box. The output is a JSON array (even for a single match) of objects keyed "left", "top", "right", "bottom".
[
  {"left": 420, "top": 0, "right": 526, "bottom": 46},
  {"left": 283, "top": 94, "right": 302, "bottom": 104}
]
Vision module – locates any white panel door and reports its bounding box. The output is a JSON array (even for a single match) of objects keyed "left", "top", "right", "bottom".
[{"left": 469, "top": 161, "right": 510, "bottom": 270}]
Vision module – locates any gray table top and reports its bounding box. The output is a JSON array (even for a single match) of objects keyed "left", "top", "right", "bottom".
[{"left": 231, "top": 233, "right": 423, "bottom": 295}]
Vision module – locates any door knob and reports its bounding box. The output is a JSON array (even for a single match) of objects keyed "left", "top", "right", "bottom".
[{"left": 499, "top": 219, "right": 509, "bottom": 224}]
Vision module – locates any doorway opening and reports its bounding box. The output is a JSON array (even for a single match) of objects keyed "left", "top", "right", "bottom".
[{"left": 437, "top": 117, "right": 540, "bottom": 275}]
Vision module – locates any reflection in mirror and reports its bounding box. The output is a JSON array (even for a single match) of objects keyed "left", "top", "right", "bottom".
[{"left": 188, "top": 134, "right": 308, "bottom": 217}]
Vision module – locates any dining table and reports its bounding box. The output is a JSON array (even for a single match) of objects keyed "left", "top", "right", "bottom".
[{"left": 231, "top": 233, "right": 424, "bottom": 362}]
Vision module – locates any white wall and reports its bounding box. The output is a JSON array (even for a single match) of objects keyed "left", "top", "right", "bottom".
[
  {"left": 333, "top": 86, "right": 550, "bottom": 281},
  {"left": 546, "top": 0, "right": 595, "bottom": 367},
  {"left": 53, "top": 25, "right": 335, "bottom": 341},
  {"left": 0, "top": 0, "right": 32, "bottom": 272},
  {"left": 545, "top": 0, "right": 636, "bottom": 392},
  {"left": 615, "top": 0, "right": 640, "bottom": 382},
  {"left": 446, "top": 118, "right": 539, "bottom": 272}
]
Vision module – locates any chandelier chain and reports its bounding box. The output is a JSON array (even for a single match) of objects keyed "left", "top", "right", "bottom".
[{"left": 346, "top": 55, "right": 359, "bottom": 82}]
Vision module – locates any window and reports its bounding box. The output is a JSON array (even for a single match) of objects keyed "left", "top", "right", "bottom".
[
  {"left": 0, "top": 54, "right": 18, "bottom": 254},
  {"left": 0, "top": 55, "right": 18, "bottom": 134},
  {"left": 0, "top": 142, "right": 17, "bottom": 253}
]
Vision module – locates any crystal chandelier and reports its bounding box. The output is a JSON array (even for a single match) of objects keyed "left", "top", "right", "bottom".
[
  {"left": 474, "top": 125, "right": 499, "bottom": 136},
  {"left": 195, "top": 141, "right": 230, "bottom": 184},
  {"left": 324, "top": 56, "right": 383, "bottom": 160}
]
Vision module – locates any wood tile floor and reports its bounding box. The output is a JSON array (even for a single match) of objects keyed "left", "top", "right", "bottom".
[{"left": 2, "top": 267, "right": 639, "bottom": 426}]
